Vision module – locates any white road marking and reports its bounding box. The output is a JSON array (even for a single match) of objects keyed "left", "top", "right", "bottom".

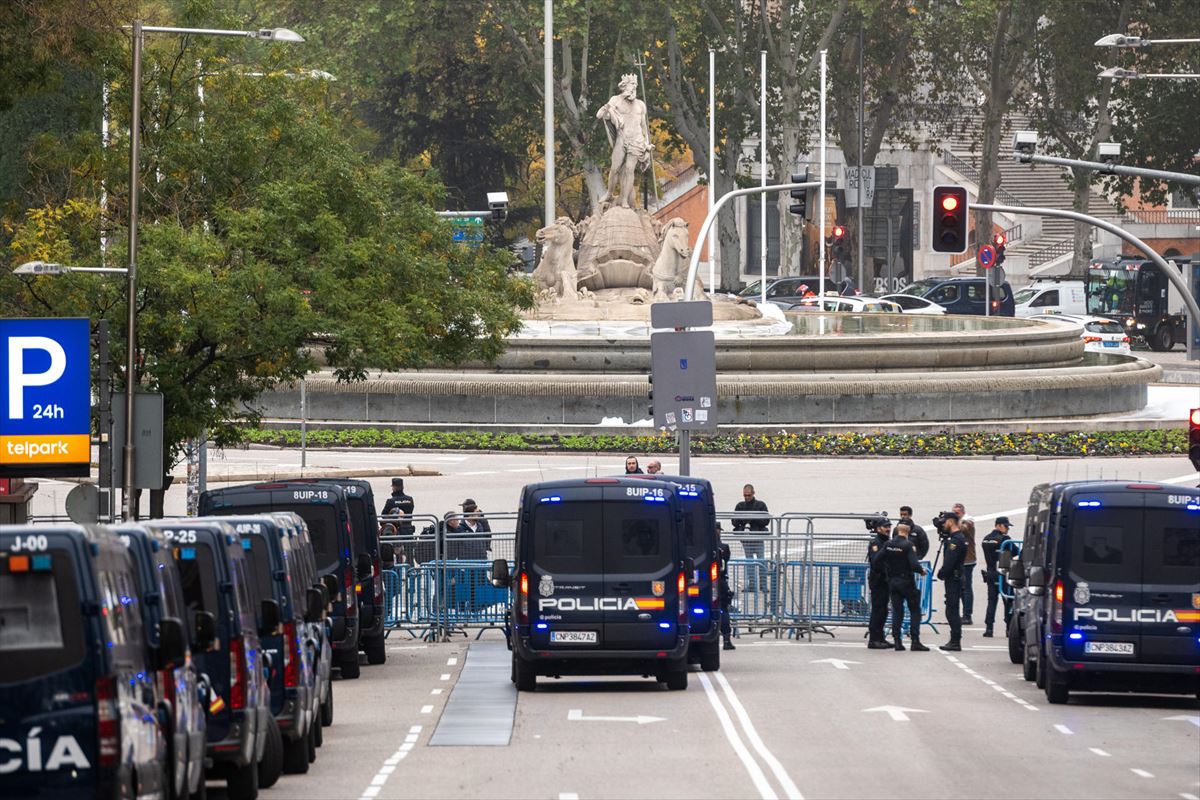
[
  {"left": 699, "top": 673, "right": 778, "bottom": 800},
  {"left": 714, "top": 672, "right": 804, "bottom": 799},
  {"left": 809, "top": 658, "right": 859, "bottom": 670},
  {"left": 360, "top": 725, "right": 422, "bottom": 799},
  {"left": 362, "top": 788, "right": 381, "bottom": 798},
  {"left": 447, "top": 657, "right": 458, "bottom": 666},
  {"left": 1131, "top": 769, "right": 1154, "bottom": 779},
  {"left": 405, "top": 733, "right": 419, "bottom": 743},
  {"left": 431, "top": 688, "right": 443, "bottom": 695},
  {"left": 508, "top": 468, "right": 542, "bottom": 473},
  {"left": 1163, "top": 715, "right": 1200, "bottom": 728},
  {"left": 1179, "top": 793, "right": 1199, "bottom": 800},
  {"left": 379, "top": 766, "right": 395, "bottom": 775},
  {"left": 400, "top": 742, "right": 414, "bottom": 752},
  {"left": 420, "top": 704, "right": 434, "bottom": 714},
  {"left": 862, "top": 705, "right": 927, "bottom": 722},
  {"left": 559, "top": 794, "right": 580, "bottom": 799},
  {"left": 1054, "top": 724, "right": 1073, "bottom": 735},
  {"left": 567, "top": 709, "right": 665, "bottom": 725},
  {"left": 457, "top": 471, "right": 497, "bottom": 476},
  {"left": 973, "top": 506, "right": 1028, "bottom": 524},
  {"left": 440, "top": 673, "right": 451, "bottom": 680},
  {"left": 1090, "top": 748, "right": 1111, "bottom": 757}
]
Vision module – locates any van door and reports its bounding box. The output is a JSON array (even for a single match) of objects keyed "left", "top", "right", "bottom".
[
  {"left": 601, "top": 493, "right": 678, "bottom": 650},
  {"left": 527, "top": 497, "right": 606, "bottom": 648},
  {"left": 1138, "top": 500, "right": 1200, "bottom": 665},
  {"left": 1063, "top": 504, "right": 1143, "bottom": 662}
]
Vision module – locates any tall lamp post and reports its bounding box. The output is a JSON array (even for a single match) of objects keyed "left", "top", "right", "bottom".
[{"left": 122, "top": 21, "right": 303, "bottom": 521}]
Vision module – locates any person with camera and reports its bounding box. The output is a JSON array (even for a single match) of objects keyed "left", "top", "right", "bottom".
[
  {"left": 980, "top": 516, "right": 1014, "bottom": 637},
  {"left": 934, "top": 511, "right": 967, "bottom": 651},
  {"left": 883, "top": 522, "right": 929, "bottom": 651},
  {"left": 866, "top": 516, "right": 894, "bottom": 649}
]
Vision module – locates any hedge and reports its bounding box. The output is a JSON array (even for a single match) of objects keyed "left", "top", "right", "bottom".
[{"left": 235, "top": 427, "right": 1187, "bottom": 457}]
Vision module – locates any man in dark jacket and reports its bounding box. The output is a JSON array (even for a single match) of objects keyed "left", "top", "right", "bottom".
[
  {"left": 898, "top": 506, "right": 930, "bottom": 560},
  {"left": 381, "top": 477, "right": 415, "bottom": 535},
  {"left": 936, "top": 512, "right": 968, "bottom": 651},
  {"left": 866, "top": 517, "right": 894, "bottom": 649},
  {"left": 883, "top": 523, "right": 929, "bottom": 651},
  {"left": 717, "top": 529, "right": 735, "bottom": 651},
  {"left": 980, "top": 516, "right": 1014, "bottom": 637},
  {"left": 732, "top": 484, "right": 769, "bottom": 591}
]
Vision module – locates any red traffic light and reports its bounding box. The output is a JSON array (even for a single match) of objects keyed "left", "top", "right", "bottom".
[
  {"left": 931, "top": 185, "right": 968, "bottom": 254},
  {"left": 832, "top": 225, "right": 846, "bottom": 239},
  {"left": 1190, "top": 408, "right": 1200, "bottom": 427},
  {"left": 941, "top": 195, "right": 959, "bottom": 212},
  {"left": 993, "top": 232, "right": 1007, "bottom": 247}
]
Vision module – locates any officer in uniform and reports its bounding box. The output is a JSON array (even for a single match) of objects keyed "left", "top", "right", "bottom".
[
  {"left": 883, "top": 523, "right": 929, "bottom": 651},
  {"left": 866, "top": 517, "right": 894, "bottom": 649},
  {"left": 381, "top": 477, "right": 415, "bottom": 532},
  {"left": 717, "top": 535, "right": 735, "bottom": 651},
  {"left": 936, "top": 511, "right": 967, "bottom": 651},
  {"left": 980, "top": 516, "right": 1014, "bottom": 637}
]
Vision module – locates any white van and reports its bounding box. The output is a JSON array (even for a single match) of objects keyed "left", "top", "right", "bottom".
[{"left": 1013, "top": 280, "right": 1087, "bottom": 317}]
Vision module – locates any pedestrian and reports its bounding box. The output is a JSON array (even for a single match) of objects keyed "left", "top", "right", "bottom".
[
  {"left": 459, "top": 499, "right": 491, "bottom": 556},
  {"left": 446, "top": 507, "right": 488, "bottom": 560},
  {"left": 732, "top": 484, "right": 769, "bottom": 592},
  {"left": 716, "top": 525, "right": 735, "bottom": 651},
  {"left": 883, "top": 522, "right": 929, "bottom": 651},
  {"left": 958, "top": 515, "right": 978, "bottom": 625},
  {"left": 866, "top": 516, "right": 894, "bottom": 649},
  {"left": 936, "top": 511, "right": 967, "bottom": 651},
  {"left": 624, "top": 456, "right": 644, "bottom": 474},
  {"left": 981, "top": 516, "right": 1015, "bottom": 637},
  {"left": 898, "top": 506, "right": 930, "bottom": 560},
  {"left": 646, "top": 459, "right": 662, "bottom": 474},
  {"left": 381, "top": 477, "right": 415, "bottom": 535}
]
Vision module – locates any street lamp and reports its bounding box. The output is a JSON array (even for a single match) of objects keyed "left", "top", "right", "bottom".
[
  {"left": 1094, "top": 34, "right": 1200, "bottom": 48},
  {"left": 1098, "top": 66, "right": 1200, "bottom": 80},
  {"left": 13, "top": 260, "right": 128, "bottom": 275},
  {"left": 120, "top": 20, "right": 302, "bottom": 521}
]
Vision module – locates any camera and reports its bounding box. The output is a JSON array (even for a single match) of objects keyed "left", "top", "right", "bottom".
[
  {"left": 1096, "top": 141, "right": 1121, "bottom": 164},
  {"left": 487, "top": 191, "right": 509, "bottom": 223},
  {"left": 1012, "top": 131, "right": 1038, "bottom": 157},
  {"left": 864, "top": 512, "right": 890, "bottom": 531},
  {"left": 931, "top": 510, "right": 958, "bottom": 536}
]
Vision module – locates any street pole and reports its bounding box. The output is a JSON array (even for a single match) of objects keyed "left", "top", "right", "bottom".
[
  {"left": 709, "top": 49, "right": 716, "bottom": 293},
  {"left": 122, "top": 20, "right": 143, "bottom": 521},
  {"left": 1016, "top": 152, "right": 1200, "bottom": 186},
  {"left": 857, "top": 22, "right": 864, "bottom": 290},
  {"left": 760, "top": 50, "right": 766, "bottom": 307},
  {"left": 819, "top": 50, "right": 827, "bottom": 301},
  {"left": 96, "top": 320, "right": 113, "bottom": 523},
  {"left": 543, "top": 0, "right": 555, "bottom": 226}
]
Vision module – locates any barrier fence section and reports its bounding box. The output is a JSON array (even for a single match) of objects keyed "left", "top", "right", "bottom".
[{"left": 372, "top": 509, "right": 942, "bottom": 642}]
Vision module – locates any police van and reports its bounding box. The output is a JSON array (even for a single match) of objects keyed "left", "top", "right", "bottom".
[
  {"left": 491, "top": 477, "right": 693, "bottom": 691},
  {"left": 0, "top": 525, "right": 169, "bottom": 800},
  {"left": 115, "top": 523, "right": 207, "bottom": 799},
  {"left": 625, "top": 475, "right": 722, "bottom": 671},
  {"left": 200, "top": 483, "right": 363, "bottom": 679},
  {"left": 149, "top": 519, "right": 272, "bottom": 798},
  {"left": 1008, "top": 481, "right": 1200, "bottom": 704}
]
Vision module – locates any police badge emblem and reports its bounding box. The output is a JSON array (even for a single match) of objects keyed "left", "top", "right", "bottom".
[
  {"left": 1073, "top": 582, "right": 1090, "bottom": 605},
  {"left": 538, "top": 575, "right": 554, "bottom": 598},
  {"left": 652, "top": 581, "right": 665, "bottom": 597},
  {"left": 1192, "top": 593, "right": 1200, "bottom": 610}
]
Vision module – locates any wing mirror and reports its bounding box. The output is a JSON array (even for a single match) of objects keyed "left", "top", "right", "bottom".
[
  {"left": 356, "top": 552, "right": 373, "bottom": 580},
  {"left": 322, "top": 573, "right": 339, "bottom": 600},
  {"left": 305, "top": 587, "right": 326, "bottom": 623},
  {"left": 490, "top": 559, "right": 510, "bottom": 588},
  {"left": 683, "top": 557, "right": 697, "bottom": 585},
  {"left": 1006, "top": 559, "right": 1026, "bottom": 588}
]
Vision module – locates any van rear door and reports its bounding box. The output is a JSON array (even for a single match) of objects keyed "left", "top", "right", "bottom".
[
  {"left": 1139, "top": 497, "right": 1200, "bottom": 665},
  {"left": 601, "top": 488, "right": 679, "bottom": 650},
  {"left": 1064, "top": 501, "right": 1143, "bottom": 661},
  {"left": 528, "top": 494, "right": 606, "bottom": 648}
]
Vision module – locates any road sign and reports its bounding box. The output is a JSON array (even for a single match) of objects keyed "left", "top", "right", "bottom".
[
  {"left": 110, "top": 392, "right": 165, "bottom": 490},
  {"left": 989, "top": 265, "right": 1007, "bottom": 288},
  {"left": 977, "top": 244, "right": 997, "bottom": 269},
  {"left": 845, "top": 166, "right": 875, "bottom": 208},
  {"left": 650, "top": 330, "right": 717, "bottom": 432},
  {"left": 651, "top": 300, "right": 713, "bottom": 329},
  {"left": 0, "top": 318, "right": 91, "bottom": 478}
]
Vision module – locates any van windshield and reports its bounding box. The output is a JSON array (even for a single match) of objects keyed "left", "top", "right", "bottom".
[
  {"left": 603, "top": 502, "right": 674, "bottom": 574},
  {"left": 530, "top": 500, "right": 675, "bottom": 574},
  {"left": 1143, "top": 508, "right": 1200, "bottom": 585},
  {"left": 0, "top": 553, "right": 86, "bottom": 682},
  {"left": 234, "top": 504, "right": 341, "bottom": 572},
  {"left": 174, "top": 543, "right": 220, "bottom": 616}
]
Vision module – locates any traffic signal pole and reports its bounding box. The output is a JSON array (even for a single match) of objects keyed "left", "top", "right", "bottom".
[{"left": 974, "top": 202, "right": 1200, "bottom": 361}]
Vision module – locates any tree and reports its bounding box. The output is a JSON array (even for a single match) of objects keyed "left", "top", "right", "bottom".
[{"left": 1, "top": 33, "right": 534, "bottom": 493}]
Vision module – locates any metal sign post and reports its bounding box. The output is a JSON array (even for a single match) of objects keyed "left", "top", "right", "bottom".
[
  {"left": 650, "top": 302, "right": 716, "bottom": 477},
  {"left": 977, "top": 244, "right": 996, "bottom": 318}
]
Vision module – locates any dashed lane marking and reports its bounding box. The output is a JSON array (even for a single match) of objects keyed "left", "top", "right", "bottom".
[
  {"left": 559, "top": 794, "right": 580, "bottom": 800},
  {"left": 440, "top": 673, "right": 451, "bottom": 680},
  {"left": 1054, "top": 724, "right": 1073, "bottom": 735},
  {"left": 360, "top": 725, "right": 422, "bottom": 800},
  {"left": 447, "top": 657, "right": 458, "bottom": 666},
  {"left": 1131, "top": 769, "right": 1154, "bottom": 779},
  {"left": 431, "top": 688, "right": 443, "bottom": 695},
  {"left": 1179, "top": 793, "right": 1198, "bottom": 800},
  {"left": 420, "top": 704, "right": 434, "bottom": 714},
  {"left": 1090, "top": 748, "right": 1111, "bottom": 757}
]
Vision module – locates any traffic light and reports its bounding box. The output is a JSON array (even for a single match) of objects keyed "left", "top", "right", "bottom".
[
  {"left": 1189, "top": 407, "right": 1200, "bottom": 472},
  {"left": 789, "top": 170, "right": 810, "bottom": 219},
  {"left": 931, "top": 185, "right": 968, "bottom": 254},
  {"left": 993, "top": 232, "right": 1007, "bottom": 266},
  {"left": 830, "top": 224, "right": 847, "bottom": 261}
]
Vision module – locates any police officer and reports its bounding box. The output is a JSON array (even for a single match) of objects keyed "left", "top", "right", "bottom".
[
  {"left": 866, "top": 516, "right": 894, "bottom": 649},
  {"left": 898, "top": 505, "right": 930, "bottom": 560},
  {"left": 883, "top": 522, "right": 929, "bottom": 651},
  {"left": 381, "top": 477, "right": 415, "bottom": 532},
  {"left": 717, "top": 533, "right": 735, "bottom": 651},
  {"left": 936, "top": 511, "right": 967, "bottom": 651},
  {"left": 980, "top": 516, "right": 1014, "bottom": 637}
]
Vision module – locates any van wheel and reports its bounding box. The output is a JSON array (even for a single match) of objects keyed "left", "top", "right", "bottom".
[
  {"left": 320, "top": 688, "right": 334, "bottom": 727},
  {"left": 1035, "top": 649, "right": 1048, "bottom": 689},
  {"left": 1148, "top": 326, "right": 1174, "bottom": 352},
  {"left": 224, "top": 760, "right": 258, "bottom": 800},
  {"left": 337, "top": 651, "right": 361, "bottom": 679},
  {"left": 282, "top": 730, "right": 310, "bottom": 775},
  {"left": 665, "top": 662, "right": 689, "bottom": 691},
  {"left": 513, "top": 652, "right": 536, "bottom": 692},
  {"left": 1022, "top": 645, "right": 1037, "bottom": 682},
  {"left": 257, "top": 718, "right": 283, "bottom": 789},
  {"left": 700, "top": 640, "right": 721, "bottom": 672},
  {"left": 364, "top": 635, "right": 387, "bottom": 665},
  {"left": 1007, "top": 620, "right": 1023, "bottom": 665},
  {"left": 307, "top": 722, "right": 317, "bottom": 763},
  {"left": 1045, "top": 668, "right": 1071, "bottom": 704}
]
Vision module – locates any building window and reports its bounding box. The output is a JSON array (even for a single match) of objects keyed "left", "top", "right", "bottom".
[{"left": 1168, "top": 188, "right": 1199, "bottom": 212}]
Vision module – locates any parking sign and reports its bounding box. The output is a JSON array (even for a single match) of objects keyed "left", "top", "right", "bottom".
[{"left": 0, "top": 318, "right": 91, "bottom": 477}]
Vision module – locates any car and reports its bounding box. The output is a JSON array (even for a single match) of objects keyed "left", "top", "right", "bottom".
[
  {"left": 115, "top": 523, "right": 207, "bottom": 800},
  {"left": 1026, "top": 313, "right": 1132, "bottom": 355},
  {"left": 736, "top": 275, "right": 857, "bottom": 303},
  {"left": 222, "top": 516, "right": 326, "bottom": 775},
  {"left": 880, "top": 293, "right": 947, "bottom": 315},
  {"left": 784, "top": 294, "right": 903, "bottom": 313},
  {"left": 492, "top": 477, "right": 693, "bottom": 692},
  {"left": 1006, "top": 481, "right": 1200, "bottom": 704},
  {"left": 0, "top": 525, "right": 170, "bottom": 800},
  {"left": 199, "top": 482, "right": 363, "bottom": 680},
  {"left": 150, "top": 519, "right": 273, "bottom": 799},
  {"left": 897, "top": 277, "right": 1015, "bottom": 316}
]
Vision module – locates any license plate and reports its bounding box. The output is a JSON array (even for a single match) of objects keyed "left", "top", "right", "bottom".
[
  {"left": 1084, "top": 641, "right": 1134, "bottom": 655},
  {"left": 550, "top": 631, "right": 597, "bottom": 644},
  {"left": 1103, "top": 341, "right": 1119, "bottom": 347}
]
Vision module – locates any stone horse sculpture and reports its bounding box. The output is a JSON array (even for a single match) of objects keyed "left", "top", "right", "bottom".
[
  {"left": 651, "top": 218, "right": 702, "bottom": 301},
  {"left": 531, "top": 217, "right": 579, "bottom": 300}
]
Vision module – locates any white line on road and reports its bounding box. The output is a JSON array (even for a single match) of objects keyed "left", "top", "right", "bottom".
[
  {"left": 420, "top": 704, "right": 434, "bottom": 714},
  {"left": 457, "top": 471, "right": 497, "bottom": 476},
  {"left": 1179, "top": 793, "right": 1199, "bottom": 800},
  {"left": 447, "top": 657, "right": 458, "bottom": 666},
  {"left": 1089, "top": 748, "right": 1111, "bottom": 757},
  {"left": 1054, "top": 724, "right": 1073, "bottom": 735},
  {"left": 431, "top": 688, "right": 443, "bottom": 695},
  {"left": 360, "top": 725, "right": 422, "bottom": 800},
  {"left": 567, "top": 709, "right": 665, "bottom": 725},
  {"left": 559, "top": 794, "right": 580, "bottom": 799},
  {"left": 714, "top": 672, "right": 804, "bottom": 800},
  {"left": 440, "top": 673, "right": 451, "bottom": 680},
  {"left": 699, "top": 673, "right": 778, "bottom": 800},
  {"left": 1130, "top": 769, "right": 1154, "bottom": 778}
]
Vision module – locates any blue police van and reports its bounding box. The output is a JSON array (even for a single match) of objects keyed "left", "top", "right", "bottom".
[
  {"left": 492, "top": 477, "right": 693, "bottom": 691},
  {"left": 0, "top": 525, "right": 169, "bottom": 800},
  {"left": 1008, "top": 481, "right": 1200, "bottom": 704},
  {"left": 115, "top": 523, "right": 207, "bottom": 799}
]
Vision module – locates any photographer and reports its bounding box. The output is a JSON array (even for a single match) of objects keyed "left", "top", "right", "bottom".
[
  {"left": 981, "top": 517, "right": 1014, "bottom": 637},
  {"left": 933, "top": 511, "right": 967, "bottom": 652},
  {"left": 865, "top": 516, "right": 894, "bottom": 649}
]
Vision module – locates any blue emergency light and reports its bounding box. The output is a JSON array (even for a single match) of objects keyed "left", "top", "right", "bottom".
[
  {"left": 539, "top": 496, "right": 562, "bottom": 504},
  {"left": 1076, "top": 500, "right": 1102, "bottom": 508},
  {"left": 658, "top": 622, "right": 671, "bottom": 629}
]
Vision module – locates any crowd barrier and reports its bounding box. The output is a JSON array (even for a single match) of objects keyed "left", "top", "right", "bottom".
[{"left": 377, "top": 509, "right": 944, "bottom": 642}]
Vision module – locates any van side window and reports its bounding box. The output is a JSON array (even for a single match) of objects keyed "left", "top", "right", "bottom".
[
  {"left": 1032, "top": 290, "right": 1058, "bottom": 307},
  {"left": 966, "top": 283, "right": 985, "bottom": 301},
  {"left": 930, "top": 284, "right": 959, "bottom": 304}
]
